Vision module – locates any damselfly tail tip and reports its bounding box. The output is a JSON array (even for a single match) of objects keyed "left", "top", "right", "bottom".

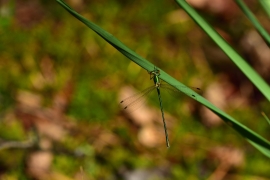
[{"left": 120, "top": 101, "right": 124, "bottom": 103}]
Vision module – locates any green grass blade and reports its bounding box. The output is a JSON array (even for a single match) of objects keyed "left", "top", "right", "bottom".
[
  {"left": 159, "top": 69, "right": 270, "bottom": 157},
  {"left": 261, "top": 112, "right": 270, "bottom": 126},
  {"left": 258, "top": 0, "right": 270, "bottom": 18},
  {"left": 174, "top": 0, "right": 270, "bottom": 102},
  {"left": 235, "top": 0, "right": 270, "bottom": 46},
  {"left": 57, "top": 0, "right": 270, "bottom": 157},
  {"left": 56, "top": 0, "right": 154, "bottom": 73},
  {"left": 248, "top": 140, "right": 270, "bottom": 157}
]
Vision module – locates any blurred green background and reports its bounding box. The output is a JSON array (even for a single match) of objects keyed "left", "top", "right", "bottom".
[{"left": 0, "top": 0, "right": 270, "bottom": 179}]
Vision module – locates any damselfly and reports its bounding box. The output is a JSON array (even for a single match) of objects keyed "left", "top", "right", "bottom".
[{"left": 120, "top": 67, "right": 200, "bottom": 148}]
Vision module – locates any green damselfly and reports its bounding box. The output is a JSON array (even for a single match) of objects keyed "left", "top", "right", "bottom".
[{"left": 120, "top": 67, "right": 200, "bottom": 148}]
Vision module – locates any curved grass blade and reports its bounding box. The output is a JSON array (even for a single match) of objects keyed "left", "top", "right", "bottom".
[
  {"left": 174, "top": 0, "right": 270, "bottom": 101},
  {"left": 57, "top": 0, "right": 270, "bottom": 157}
]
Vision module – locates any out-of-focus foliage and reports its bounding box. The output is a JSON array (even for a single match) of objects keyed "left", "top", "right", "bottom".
[
  {"left": 0, "top": 0, "right": 269, "bottom": 179},
  {"left": 58, "top": 0, "right": 270, "bottom": 156}
]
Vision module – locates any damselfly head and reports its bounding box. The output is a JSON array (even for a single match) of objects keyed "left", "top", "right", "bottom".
[{"left": 149, "top": 67, "right": 160, "bottom": 78}]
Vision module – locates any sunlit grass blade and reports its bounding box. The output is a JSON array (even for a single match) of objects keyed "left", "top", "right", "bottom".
[
  {"left": 258, "top": 0, "right": 270, "bottom": 18},
  {"left": 174, "top": 0, "right": 270, "bottom": 101},
  {"left": 261, "top": 112, "right": 270, "bottom": 126},
  {"left": 57, "top": 0, "right": 270, "bottom": 157},
  {"left": 235, "top": 0, "right": 270, "bottom": 46}
]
